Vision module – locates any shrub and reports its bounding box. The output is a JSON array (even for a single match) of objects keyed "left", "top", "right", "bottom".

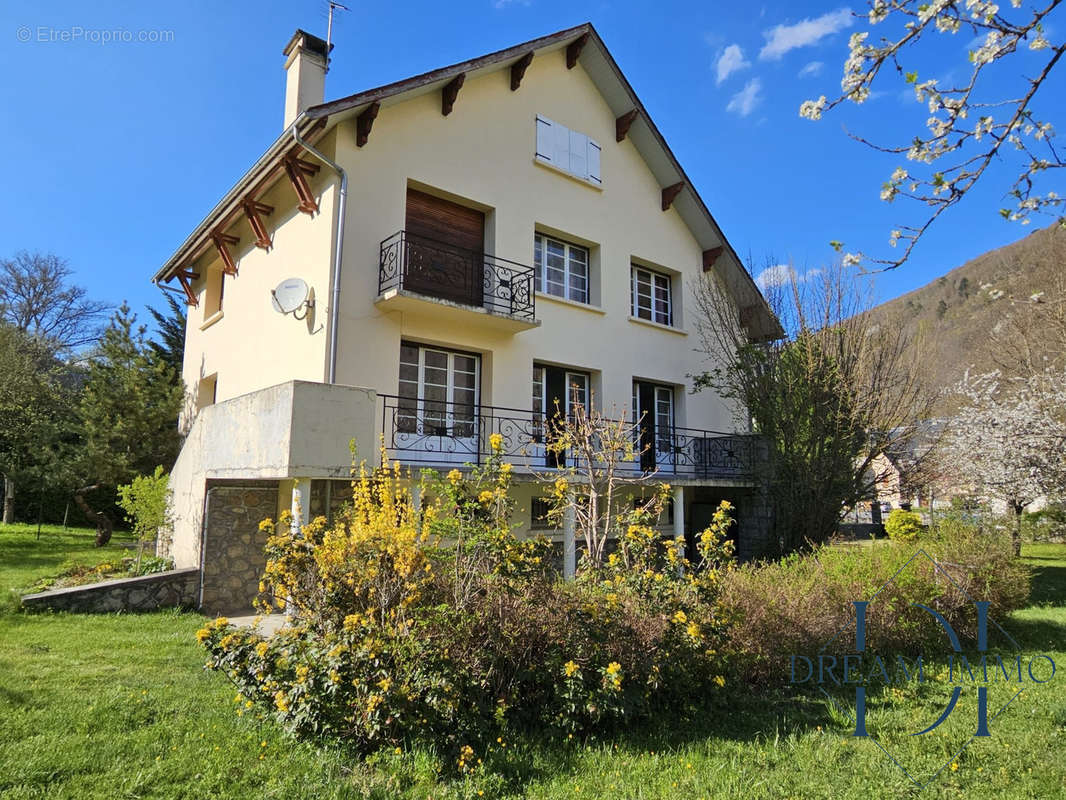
[
  {"left": 116, "top": 466, "right": 173, "bottom": 566},
  {"left": 884, "top": 508, "right": 923, "bottom": 543},
  {"left": 721, "top": 519, "right": 1030, "bottom": 684},
  {"left": 198, "top": 446, "right": 735, "bottom": 757}
]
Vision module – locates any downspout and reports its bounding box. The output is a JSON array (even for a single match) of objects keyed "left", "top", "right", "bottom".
[{"left": 292, "top": 124, "right": 347, "bottom": 385}]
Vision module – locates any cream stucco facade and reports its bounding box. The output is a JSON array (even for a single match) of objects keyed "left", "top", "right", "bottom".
[{"left": 156, "top": 25, "right": 777, "bottom": 606}]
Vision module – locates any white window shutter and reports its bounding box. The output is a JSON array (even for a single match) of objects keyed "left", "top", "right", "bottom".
[
  {"left": 569, "top": 130, "right": 588, "bottom": 178},
  {"left": 536, "top": 115, "right": 553, "bottom": 162},
  {"left": 587, "top": 139, "right": 601, "bottom": 184},
  {"left": 553, "top": 122, "right": 571, "bottom": 170}
]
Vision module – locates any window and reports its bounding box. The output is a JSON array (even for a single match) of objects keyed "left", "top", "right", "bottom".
[
  {"left": 201, "top": 267, "right": 225, "bottom": 322},
  {"left": 534, "top": 233, "right": 589, "bottom": 303},
  {"left": 196, "top": 374, "right": 217, "bottom": 410},
  {"left": 535, "top": 115, "right": 602, "bottom": 184},
  {"left": 398, "top": 342, "right": 479, "bottom": 438},
  {"left": 633, "top": 381, "right": 675, "bottom": 471},
  {"left": 631, "top": 266, "right": 673, "bottom": 326},
  {"left": 533, "top": 365, "right": 588, "bottom": 418},
  {"left": 530, "top": 497, "right": 559, "bottom": 529}
]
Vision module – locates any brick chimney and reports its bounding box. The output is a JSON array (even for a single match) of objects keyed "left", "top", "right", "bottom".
[{"left": 282, "top": 29, "right": 331, "bottom": 129}]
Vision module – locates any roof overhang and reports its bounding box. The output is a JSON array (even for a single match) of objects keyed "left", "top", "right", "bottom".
[{"left": 153, "top": 22, "right": 781, "bottom": 340}]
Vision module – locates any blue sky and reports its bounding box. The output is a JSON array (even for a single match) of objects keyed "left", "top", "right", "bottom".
[{"left": 1, "top": 0, "right": 1061, "bottom": 326}]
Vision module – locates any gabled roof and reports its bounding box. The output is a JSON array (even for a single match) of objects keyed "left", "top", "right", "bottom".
[{"left": 154, "top": 22, "right": 781, "bottom": 340}]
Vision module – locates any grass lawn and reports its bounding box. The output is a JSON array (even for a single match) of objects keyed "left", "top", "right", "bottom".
[{"left": 1, "top": 525, "right": 1064, "bottom": 799}]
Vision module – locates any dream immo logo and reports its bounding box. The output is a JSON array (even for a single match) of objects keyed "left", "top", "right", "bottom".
[{"left": 788, "top": 549, "right": 1056, "bottom": 789}]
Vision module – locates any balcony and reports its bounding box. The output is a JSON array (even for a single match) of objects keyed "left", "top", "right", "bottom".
[
  {"left": 376, "top": 231, "right": 539, "bottom": 333},
  {"left": 379, "top": 394, "right": 757, "bottom": 482}
]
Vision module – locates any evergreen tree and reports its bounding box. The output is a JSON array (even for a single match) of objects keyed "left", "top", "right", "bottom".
[
  {"left": 76, "top": 303, "right": 183, "bottom": 545},
  {"left": 147, "top": 292, "right": 186, "bottom": 375}
]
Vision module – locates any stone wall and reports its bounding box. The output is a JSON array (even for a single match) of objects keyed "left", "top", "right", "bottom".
[
  {"left": 21, "top": 568, "right": 200, "bottom": 613},
  {"left": 200, "top": 483, "right": 279, "bottom": 616}
]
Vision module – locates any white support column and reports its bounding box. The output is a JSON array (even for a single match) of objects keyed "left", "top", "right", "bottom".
[
  {"left": 410, "top": 483, "right": 423, "bottom": 516},
  {"left": 563, "top": 500, "right": 577, "bottom": 580},
  {"left": 673, "top": 485, "right": 686, "bottom": 561},
  {"left": 291, "top": 477, "right": 311, "bottom": 532}
]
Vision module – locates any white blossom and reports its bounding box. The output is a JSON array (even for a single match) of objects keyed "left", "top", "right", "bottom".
[{"left": 799, "top": 96, "right": 828, "bottom": 120}]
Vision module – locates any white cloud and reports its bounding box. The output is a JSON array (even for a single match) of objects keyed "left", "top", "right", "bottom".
[
  {"left": 755, "top": 264, "right": 820, "bottom": 290},
  {"left": 759, "top": 8, "right": 854, "bottom": 61},
  {"left": 726, "top": 78, "right": 762, "bottom": 117},
  {"left": 715, "top": 44, "right": 751, "bottom": 85},
  {"left": 798, "top": 60, "right": 823, "bottom": 78}
]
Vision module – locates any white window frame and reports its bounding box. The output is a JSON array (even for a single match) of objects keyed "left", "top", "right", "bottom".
[
  {"left": 533, "top": 365, "right": 590, "bottom": 435},
  {"left": 398, "top": 343, "right": 480, "bottom": 439},
  {"left": 631, "top": 265, "right": 673, "bottom": 326},
  {"left": 535, "top": 115, "right": 602, "bottom": 184},
  {"left": 534, "top": 233, "right": 589, "bottom": 304}
]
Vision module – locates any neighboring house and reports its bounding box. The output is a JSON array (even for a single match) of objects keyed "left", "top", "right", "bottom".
[{"left": 154, "top": 24, "right": 781, "bottom": 613}]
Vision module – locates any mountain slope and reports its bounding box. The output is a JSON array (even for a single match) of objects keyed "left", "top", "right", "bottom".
[{"left": 868, "top": 222, "right": 1066, "bottom": 396}]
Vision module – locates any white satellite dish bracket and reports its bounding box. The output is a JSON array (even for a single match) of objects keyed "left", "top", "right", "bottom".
[{"left": 271, "top": 278, "right": 314, "bottom": 320}]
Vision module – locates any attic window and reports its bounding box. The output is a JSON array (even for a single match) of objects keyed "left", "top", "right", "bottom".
[{"left": 535, "top": 115, "right": 601, "bottom": 184}]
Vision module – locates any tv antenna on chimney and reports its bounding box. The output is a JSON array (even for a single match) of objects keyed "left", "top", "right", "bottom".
[{"left": 325, "top": 0, "right": 349, "bottom": 72}]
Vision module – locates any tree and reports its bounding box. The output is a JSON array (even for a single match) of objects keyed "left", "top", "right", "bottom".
[
  {"left": 147, "top": 292, "right": 187, "bottom": 374},
  {"left": 76, "top": 304, "right": 183, "bottom": 545},
  {"left": 0, "top": 251, "right": 109, "bottom": 353},
  {"left": 539, "top": 399, "right": 669, "bottom": 570},
  {"left": 0, "top": 324, "right": 80, "bottom": 525},
  {"left": 0, "top": 251, "right": 109, "bottom": 522},
  {"left": 941, "top": 368, "right": 1066, "bottom": 555},
  {"left": 692, "top": 261, "right": 934, "bottom": 555},
  {"left": 800, "top": 1, "right": 1064, "bottom": 269}
]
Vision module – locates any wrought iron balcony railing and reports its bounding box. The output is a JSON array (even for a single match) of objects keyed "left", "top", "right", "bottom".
[
  {"left": 378, "top": 231, "right": 536, "bottom": 321},
  {"left": 379, "top": 394, "right": 756, "bottom": 480}
]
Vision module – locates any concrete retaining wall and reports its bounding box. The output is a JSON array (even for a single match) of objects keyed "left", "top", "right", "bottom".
[{"left": 21, "top": 567, "right": 200, "bottom": 613}]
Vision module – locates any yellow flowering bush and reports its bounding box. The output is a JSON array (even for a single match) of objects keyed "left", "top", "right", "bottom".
[{"left": 198, "top": 451, "right": 736, "bottom": 759}]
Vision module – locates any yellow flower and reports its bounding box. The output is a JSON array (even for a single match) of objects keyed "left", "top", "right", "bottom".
[
  {"left": 564, "top": 660, "right": 579, "bottom": 677},
  {"left": 950, "top": 762, "right": 959, "bottom": 772},
  {"left": 605, "top": 661, "right": 621, "bottom": 677},
  {"left": 273, "top": 691, "right": 289, "bottom": 712},
  {"left": 478, "top": 490, "right": 495, "bottom": 504},
  {"left": 672, "top": 610, "right": 688, "bottom": 624},
  {"left": 255, "top": 642, "right": 269, "bottom": 658},
  {"left": 686, "top": 621, "right": 702, "bottom": 640},
  {"left": 500, "top": 462, "right": 513, "bottom": 474},
  {"left": 714, "top": 675, "right": 726, "bottom": 688},
  {"left": 489, "top": 432, "right": 504, "bottom": 452},
  {"left": 447, "top": 469, "right": 462, "bottom": 484},
  {"left": 195, "top": 627, "right": 210, "bottom": 643}
]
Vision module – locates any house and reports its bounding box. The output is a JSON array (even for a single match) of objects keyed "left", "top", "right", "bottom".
[{"left": 154, "top": 23, "right": 781, "bottom": 613}]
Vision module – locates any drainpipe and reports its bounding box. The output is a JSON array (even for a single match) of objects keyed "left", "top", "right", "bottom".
[{"left": 291, "top": 124, "right": 347, "bottom": 384}]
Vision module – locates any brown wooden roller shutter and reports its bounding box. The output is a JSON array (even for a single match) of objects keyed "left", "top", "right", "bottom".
[
  {"left": 405, "top": 188, "right": 484, "bottom": 252},
  {"left": 403, "top": 188, "right": 485, "bottom": 306}
]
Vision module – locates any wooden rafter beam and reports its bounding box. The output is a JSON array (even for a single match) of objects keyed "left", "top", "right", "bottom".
[
  {"left": 566, "top": 33, "right": 589, "bottom": 69},
  {"left": 211, "top": 232, "right": 240, "bottom": 275},
  {"left": 702, "top": 246, "right": 724, "bottom": 272},
  {"left": 283, "top": 157, "right": 320, "bottom": 215},
  {"left": 175, "top": 268, "right": 200, "bottom": 306},
  {"left": 661, "top": 181, "right": 685, "bottom": 211},
  {"left": 510, "top": 52, "right": 534, "bottom": 91},
  {"left": 356, "top": 102, "right": 379, "bottom": 147},
  {"left": 441, "top": 73, "right": 465, "bottom": 116},
  {"left": 242, "top": 198, "right": 274, "bottom": 250},
  {"left": 616, "top": 109, "right": 638, "bottom": 142}
]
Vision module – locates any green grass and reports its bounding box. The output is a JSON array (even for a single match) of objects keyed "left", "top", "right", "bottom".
[{"left": 1, "top": 525, "right": 1064, "bottom": 799}]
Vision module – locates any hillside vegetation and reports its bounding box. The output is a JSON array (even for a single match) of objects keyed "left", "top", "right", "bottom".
[{"left": 868, "top": 222, "right": 1066, "bottom": 400}]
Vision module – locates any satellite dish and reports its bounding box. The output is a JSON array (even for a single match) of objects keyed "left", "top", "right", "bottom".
[{"left": 271, "top": 278, "right": 309, "bottom": 314}]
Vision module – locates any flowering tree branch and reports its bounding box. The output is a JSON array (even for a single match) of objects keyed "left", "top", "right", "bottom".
[{"left": 802, "top": 0, "right": 1065, "bottom": 269}]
